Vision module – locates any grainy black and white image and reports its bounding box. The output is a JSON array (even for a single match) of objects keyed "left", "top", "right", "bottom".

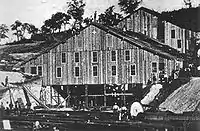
[{"left": 0, "top": 0, "right": 199, "bottom": 130}]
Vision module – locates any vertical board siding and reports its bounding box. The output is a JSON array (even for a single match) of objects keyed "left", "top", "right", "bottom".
[
  {"left": 164, "top": 21, "right": 187, "bottom": 53},
  {"left": 23, "top": 24, "right": 179, "bottom": 86}
]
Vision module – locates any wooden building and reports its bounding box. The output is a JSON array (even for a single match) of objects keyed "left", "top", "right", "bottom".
[
  {"left": 19, "top": 21, "right": 185, "bottom": 107},
  {"left": 117, "top": 7, "right": 196, "bottom": 54}
]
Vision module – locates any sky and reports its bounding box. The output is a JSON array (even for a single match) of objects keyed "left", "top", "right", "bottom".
[{"left": 0, "top": 0, "right": 199, "bottom": 43}]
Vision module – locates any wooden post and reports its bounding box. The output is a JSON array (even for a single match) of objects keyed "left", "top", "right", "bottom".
[
  {"left": 104, "top": 84, "right": 106, "bottom": 106},
  {"left": 50, "top": 86, "right": 52, "bottom": 105},
  {"left": 66, "top": 85, "right": 70, "bottom": 107},
  {"left": 44, "top": 86, "right": 46, "bottom": 105},
  {"left": 57, "top": 86, "right": 60, "bottom": 105},
  {"left": 85, "top": 85, "right": 88, "bottom": 108},
  {"left": 183, "top": 121, "right": 187, "bottom": 131}
]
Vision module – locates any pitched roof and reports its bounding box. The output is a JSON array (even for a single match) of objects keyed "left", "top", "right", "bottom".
[
  {"left": 92, "top": 22, "right": 185, "bottom": 60},
  {"left": 120, "top": 7, "right": 161, "bottom": 23},
  {"left": 120, "top": 7, "right": 193, "bottom": 31},
  {"left": 19, "top": 22, "right": 186, "bottom": 67}
]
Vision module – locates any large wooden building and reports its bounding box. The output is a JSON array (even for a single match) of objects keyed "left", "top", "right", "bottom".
[
  {"left": 19, "top": 20, "right": 186, "bottom": 107},
  {"left": 118, "top": 7, "right": 196, "bottom": 54},
  {"left": 18, "top": 7, "right": 197, "bottom": 108}
]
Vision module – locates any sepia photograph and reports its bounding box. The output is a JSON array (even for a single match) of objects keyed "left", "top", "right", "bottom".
[{"left": 0, "top": 0, "right": 199, "bottom": 130}]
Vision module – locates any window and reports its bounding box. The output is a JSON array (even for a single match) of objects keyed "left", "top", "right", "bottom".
[
  {"left": 112, "top": 66, "right": 116, "bottom": 76},
  {"left": 130, "top": 64, "right": 136, "bottom": 76},
  {"left": 92, "top": 52, "right": 98, "bottom": 62},
  {"left": 75, "top": 67, "right": 79, "bottom": 77},
  {"left": 75, "top": 52, "right": 79, "bottom": 63},
  {"left": 56, "top": 67, "right": 62, "bottom": 78},
  {"left": 159, "top": 63, "right": 165, "bottom": 71},
  {"left": 152, "top": 62, "right": 157, "bottom": 73},
  {"left": 37, "top": 66, "right": 42, "bottom": 76},
  {"left": 177, "top": 40, "right": 182, "bottom": 48},
  {"left": 31, "top": 67, "right": 37, "bottom": 74},
  {"left": 125, "top": 50, "right": 130, "bottom": 61},
  {"left": 62, "top": 53, "right": 66, "bottom": 63},
  {"left": 171, "top": 30, "right": 175, "bottom": 38},
  {"left": 111, "top": 51, "right": 116, "bottom": 61},
  {"left": 107, "top": 34, "right": 113, "bottom": 47},
  {"left": 93, "top": 66, "right": 98, "bottom": 76}
]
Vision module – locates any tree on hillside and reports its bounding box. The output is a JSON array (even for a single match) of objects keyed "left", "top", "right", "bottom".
[
  {"left": 0, "top": 24, "right": 9, "bottom": 41},
  {"left": 41, "top": 12, "right": 71, "bottom": 35},
  {"left": 52, "top": 12, "right": 71, "bottom": 32},
  {"left": 61, "top": 13, "right": 71, "bottom": 31},
  {"left": 41, "top": 24, "right": 51, "bottom": 34},
  {"left": 43, "top": 18, "right": 57, "bottom": 33},
  {"left": 83, "top": 17, "right": 93, "bottom": 25},
  {"left": 27, "top": 24, "right": 39, "bottom": 36},
  {"left": 11, "top": 21, "right": 39, "bottom": 41},
  {"left": 11, "top": 20, "right": 23, "bottom": 41},
  {"left": 67, "top": 0, "right": 86, "bottom": 32},
  {"left": 21, "top": 23, "right": 31, "bottom": 39},
  {"left": 118, "top": 0, "right": 142, "bottom": 14},
  {"left": 98, "top": 6, "right": 123, "bottom": 26}
]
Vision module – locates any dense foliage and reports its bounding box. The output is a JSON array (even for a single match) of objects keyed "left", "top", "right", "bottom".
[
  {"left": 118, "top": 0, "right": 142, "bottom": 14},
  {"left": 0, "top": 24, "right": 9, "bottom": 40},
  {"left": 98, "top": 6, "right": 123, "bottom": 26},
  {"left": 161, "top": 6, "right": 199, "bottom": 32}
]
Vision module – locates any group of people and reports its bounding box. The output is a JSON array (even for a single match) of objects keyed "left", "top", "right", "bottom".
[
  {"left": 147, "top": 65, "right": 197, "bottom": 86},
  {"left": 0, "top": 101, "right": 22, "bottom": 115},
  {"left": 112, "top": 103, "right": 128, "bottom": 120}
]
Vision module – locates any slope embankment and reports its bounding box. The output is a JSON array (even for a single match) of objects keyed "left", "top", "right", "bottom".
[{"left": 159, "top": 77, "right": 200, "bottom": 114}]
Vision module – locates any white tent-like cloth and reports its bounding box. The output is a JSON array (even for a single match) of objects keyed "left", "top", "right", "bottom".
[{"left": 130, "top": 102, "right": 144, "bottom": 117}]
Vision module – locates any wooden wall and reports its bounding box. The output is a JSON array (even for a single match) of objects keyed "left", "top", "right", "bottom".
[
  {"left": 118, "top": 9, "right": 159, "bottom": 39},
  {"left": 164, "top": 22, "right": 186, "bottom": 53},
  {"left": 118, "top": 8, "right": 195, "bottom": 54},
  {"left": 23, "top": 25, "right": 177, "bottom": 86}
]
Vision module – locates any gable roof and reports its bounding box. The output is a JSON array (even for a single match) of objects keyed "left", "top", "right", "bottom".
[
  {"left": 120, "top": 7, "right": 161, "bottom": 23},
  {"left": 18, "top": 22, "right": 186, "bottom": 67},
  {"left": 92, "top": 22, "right": 186, "bottom": 60},
  {"left": 120, "top": 6, "right": 193, "bottom": 31}
]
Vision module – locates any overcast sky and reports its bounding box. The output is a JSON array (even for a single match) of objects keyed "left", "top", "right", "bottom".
[{"left": 0, "top": 0, "right": 199, "bottom": 43}]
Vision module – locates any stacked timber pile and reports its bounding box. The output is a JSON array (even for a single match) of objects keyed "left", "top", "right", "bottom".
[{"left": 159, "top": 77, "right": 200, "bottom": 114}]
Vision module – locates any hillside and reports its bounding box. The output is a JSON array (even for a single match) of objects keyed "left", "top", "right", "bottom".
[
  {"left": 0, "top": 30, "right": 72, "bottom": 71},
  {"left": 0, "top": 40, "right": 59, "bottom": 70}
]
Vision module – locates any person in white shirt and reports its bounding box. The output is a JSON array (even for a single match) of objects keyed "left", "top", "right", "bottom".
[{"left": 112, "top": 103, "right": 119, "bottom": 113}]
